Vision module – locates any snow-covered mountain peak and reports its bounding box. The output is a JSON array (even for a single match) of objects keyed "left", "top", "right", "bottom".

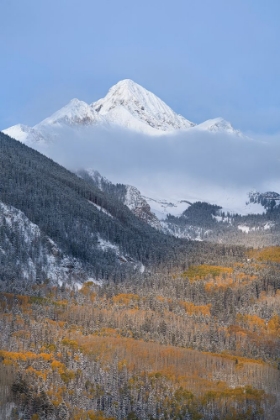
[
  {"left": 91, "top": 79, "right": 195, "bottom": 132},
  {"left": 3, "top": 124, "right": 46, "bottom": 143},
  {"left": 195, "top": 117, "right": 241, "bottom": 135},
  {"left": 36, "top": 98, "right": 97, "bottom": 128},
  {"left": 3, "top": 79, "right": 244, "bottom": 143},
  {"left": 102, "top": 79, "right": 143, "bottom": 101}
]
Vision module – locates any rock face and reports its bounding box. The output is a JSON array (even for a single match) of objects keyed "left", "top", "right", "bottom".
[{"left": 124, "top": 185, "right": 163, "bottom": 230}]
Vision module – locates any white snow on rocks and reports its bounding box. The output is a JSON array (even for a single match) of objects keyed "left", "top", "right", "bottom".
[
  {"left": 0, "top": 202, "right": 98, "bottom": 284},
  {"left": 194, "top": 117, "right": 242, "bottom": 136},
  {"left": 91, "top": 79, "right": 195, "bottom": 133},
  {"left": 238, "top": 222, "right": 275, "bottom": 234},
  {"left": 143, "top": 196, "right": 192, "bottom": 219}
]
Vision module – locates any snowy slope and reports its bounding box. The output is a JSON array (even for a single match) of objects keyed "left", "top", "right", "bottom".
[
  {"left": 4, "top": 124, "right": 46, "bottom": 144},
  {"left": 91, "top": 79, "right": 195, "bottom": 133},
  {"left": 36, "top": 98, "right": 98, "bottom": 127},
  {"left": 143, "top": 196, "right": 192, "bottom": 219},
  {"left": 0, "top": 201, "right": 86, "bottom": 284},
  {"left": 195, "top": 117, "right": 242, "bottom": 136},
  {"left": 0, "top": 198, "right": 144, "bottom": 283}
]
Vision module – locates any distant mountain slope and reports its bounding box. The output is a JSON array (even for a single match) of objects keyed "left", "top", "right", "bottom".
[{"left": 78, "top": 168, "right": 280, "bottom": 247}]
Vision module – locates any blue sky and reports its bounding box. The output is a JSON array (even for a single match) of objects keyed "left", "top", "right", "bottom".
[{"left": 1, "top": 0, "right": 280, "bottom": 133}]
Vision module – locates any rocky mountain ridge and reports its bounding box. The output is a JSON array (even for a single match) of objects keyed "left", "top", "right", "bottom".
[
  {"left": 76, "top": 168, "right": 280, "bottom": 246},
  {"left": 3, "top": 79, "right": 241, "bottom": 142}
]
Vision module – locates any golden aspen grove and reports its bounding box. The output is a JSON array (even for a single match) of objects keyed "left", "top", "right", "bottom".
[{"left": 0, "top": 246, "right": 280, "bottom": 419}]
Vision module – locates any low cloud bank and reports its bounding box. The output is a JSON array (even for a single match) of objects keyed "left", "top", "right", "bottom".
[{"left": 35, "top": 124, "right": 280, "bottom": 211}]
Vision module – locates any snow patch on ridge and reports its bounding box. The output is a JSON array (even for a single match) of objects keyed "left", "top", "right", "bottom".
[
  {"left": 144, "top": 196, "right": 192, "bottom": 219},
  {"left": 238, "top": 222, "right": 275, "bottom": 234},
  {"left": 88, "top": 201, "right": 114, "bottom": 218},
  {"left": 97, "top": 235, "right": 146, "bottom": 273}
]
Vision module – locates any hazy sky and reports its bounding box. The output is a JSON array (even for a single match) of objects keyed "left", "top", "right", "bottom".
[{"left": 1, "top": 0, "right": 280, "bottom": 133}]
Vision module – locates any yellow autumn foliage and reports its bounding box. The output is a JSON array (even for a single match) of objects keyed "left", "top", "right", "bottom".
[
  {"left": 184, "top": 265, "right": 233, "bottom": 281},
  {"left": 248, "top": 246, "right": 280, "bottom": 263}
]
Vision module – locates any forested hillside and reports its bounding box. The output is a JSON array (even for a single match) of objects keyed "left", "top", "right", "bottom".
[
  {"left": 0, "top": 133, "right": 184, "bottom": 283},
  {"left": 77, "top": 170, "right": 280, "bottom": 247},
  {"left": 0, "top": 247, "right": 280, "bottom": 419},
  {"left": 0, "top": 132, "right": 280, "bottom": 419}
]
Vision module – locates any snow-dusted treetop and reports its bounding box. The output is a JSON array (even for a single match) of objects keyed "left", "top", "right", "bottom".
[{"left": 3, "top": 78, "right": 241, "bottom": 142}]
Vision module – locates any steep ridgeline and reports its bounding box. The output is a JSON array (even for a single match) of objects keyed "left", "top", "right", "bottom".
[
  {"left": 78, "top": 169, "right": 280, "bottom": 247},
  {"left": 77, "top": 169, "right": 162, "bottom": 230},
  {"left": 0, "top": 132, "right": 170, "bottom": 285},
  {"left": 76, "top": 171, "right": 159, "bottom": 232}
]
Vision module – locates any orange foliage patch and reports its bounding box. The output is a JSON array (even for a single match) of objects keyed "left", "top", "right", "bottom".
[
  {"left": 183, "top": 265, "right": 233, "bottom": 281},
  {"left": 267, "top": 315, "right": 280, "bottom": 335},
  {"left": 112, "top": 293, "right": 140, "bottom": 305},
  {"left": 58, "top": 332, "right": 273, "bottom": 396},
  {"left": 205, "top": 272, "right": 257, "bottom": 292},
  {"left": 248, "top": 246, "right": 280, "bottom": 263},
  {"left": 236, "top": 314, "right": 266, "bottom": 332},
  {"left": 179, "top": 301, "right": 211, "bottom": 316},
  {"left": 0, "top": 350, "right": 52, "bottom": 364},
  {"left": 72, "top": 410, "right": 115, "bottom": 420}
]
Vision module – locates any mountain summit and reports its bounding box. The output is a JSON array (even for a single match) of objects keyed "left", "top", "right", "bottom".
[
  {"left": 3, "top": 79, "right": 240, "bottom": 142},
  {"left": 90, "top": 79, "right": 195, "bottom": 132},
  {"left": 195, "top": 117, "right": 241, "bottom": 135}
]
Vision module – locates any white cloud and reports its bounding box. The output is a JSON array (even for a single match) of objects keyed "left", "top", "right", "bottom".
[{"left": 34, "top": 124, "right": 280, "bottom": 213}]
